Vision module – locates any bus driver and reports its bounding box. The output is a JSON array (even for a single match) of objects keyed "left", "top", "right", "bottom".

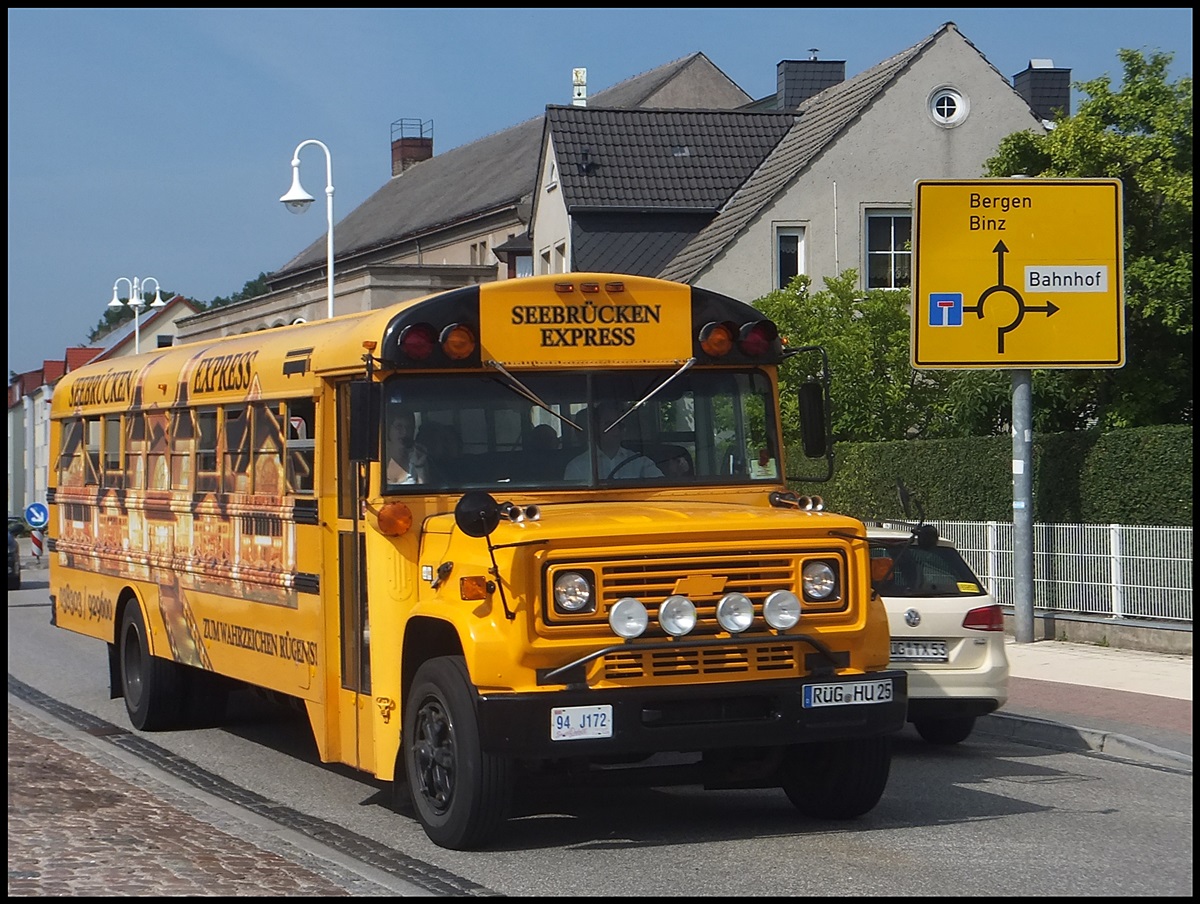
[{"left": 563, "top": 400, "right": 663, "bottom": 480}]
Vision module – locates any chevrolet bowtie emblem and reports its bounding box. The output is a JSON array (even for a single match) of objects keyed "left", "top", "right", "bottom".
[{"left": 672, "top": 574, "right": 728, "bottom": 597}]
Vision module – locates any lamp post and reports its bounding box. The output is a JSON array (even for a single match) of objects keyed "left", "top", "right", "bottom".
[
  {"left": 280, "top": 139, "right": 335, "bottom": 319},
  {"left": 109, "top": 276, "right": 165, "bottom": 355}
]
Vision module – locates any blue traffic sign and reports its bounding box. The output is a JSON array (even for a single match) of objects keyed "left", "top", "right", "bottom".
[{"left": 24, "top": 502, "right": 48, "bottom": 530}]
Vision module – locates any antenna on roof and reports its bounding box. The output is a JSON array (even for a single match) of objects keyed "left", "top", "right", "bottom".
[{"left": 572, "top": 68, "right": 587, "bottom": 107}]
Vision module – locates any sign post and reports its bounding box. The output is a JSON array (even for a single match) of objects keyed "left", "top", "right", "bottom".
[{"left": 912, "top": 178, "right": 1124, "bottom": 644}]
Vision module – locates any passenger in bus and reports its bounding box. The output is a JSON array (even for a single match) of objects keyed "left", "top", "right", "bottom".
[
  {"left": 527, "top": 423, "right": 559, "bottom": 452},
  {"left": 563, "top": 400, "right": 663, "bottom": 480},
  {"left": 386, "top": 409, "right": 419, "bottom": 484},
  {"left": 659, "top": 445, "right": 694, "bottom": 478},
  {"left": 413, "top": 421, "right": 462, "bottom": 484}
]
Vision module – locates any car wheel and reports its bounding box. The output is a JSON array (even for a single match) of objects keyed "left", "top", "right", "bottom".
[
  {"left": 403, "top": 656, "right": 511, "bottom": 850},
  {"left": 914, "top": 716, "right": 976, "bottom": 745},
  {"left": 8, "top": 574, "right": 19, "bottom": 591},
  {"left": 781, "top": 735, "right": 892, "bottom": 819},
  {"left": 119, "top": 603, "right": 183, "bottom": 731}
]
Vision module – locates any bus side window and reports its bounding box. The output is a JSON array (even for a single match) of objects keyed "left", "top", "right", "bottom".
[
  {"left": 222, "top": 406, "right": 251, "bottom": 494},
  {"left": 124, "top": 413, "right": 146, "bottom": 489},
  {"left": 84, "top": 417, "right": 101, "bottom": 486},
  {"left": 147, "top": 411, "right": 170, "bottom": 491},
  {"left": 286, "top": 398, "right": 315, "bottom": 495},
  {"left": 196, "top": 409, "right": 219, "bottom": 494},
  {"left": 170, "top": 409, "right": 195, "bottom": 490},
  {"left": 102, "top": 415, "right": 123, "bottom": 488},
  {"left": 252, "top": 401, "right": 285, "bottom": 496},
  {"left": 57, "top": 418, "right": 87, "bottom": 489}
]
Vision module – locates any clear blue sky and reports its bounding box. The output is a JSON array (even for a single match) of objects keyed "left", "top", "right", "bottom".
[{"left": 7, "top": 8, "right": 1192, "bottom": 376}]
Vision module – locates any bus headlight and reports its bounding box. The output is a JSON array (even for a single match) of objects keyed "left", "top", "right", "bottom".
[
  {"left": 801, "top": 560, "right": 838, "bottom": 601},
  {"left": 763, "top": 590, "right": 801, "bottom": 630},
  {"left": 658, "top": 595, "right": 697, "bottom": 636},
  {"left": 609, "top": 597, "right": 648, "bottom": 638},
  {"left": 716, "top": 592, "right": 755, "bottom": 633},
  {"left": 553, "top": 570, "right": 595, "bottom": 614}
]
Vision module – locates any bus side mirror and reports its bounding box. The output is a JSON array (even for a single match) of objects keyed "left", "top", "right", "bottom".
[
  {"left": 797, "top": 381, "right": 827, "bottom": 459},
  {"left": 348, "top": 381, "right": 379, "bottom": 463}
]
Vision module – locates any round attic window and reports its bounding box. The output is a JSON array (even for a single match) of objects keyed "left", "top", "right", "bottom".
[{"left": 928, "top": 86, "right": 969, "bottom": 128}]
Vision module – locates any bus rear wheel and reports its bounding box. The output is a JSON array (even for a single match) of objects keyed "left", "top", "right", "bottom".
[
  {"left": 403, "top": 656, "right": 511, "bottom": 850},
  {"left": 119, "top": 602, "right": 182, "bottom": 731},
  {"left": 780, "top": 736, "right": 892, "bottom": 819}
]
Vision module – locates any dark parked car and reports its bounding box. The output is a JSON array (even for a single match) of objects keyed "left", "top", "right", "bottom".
[
  {"left": 8, "top": 529, "right": 21, "bottom": 590},
  {"left": 9, "top": 515, "right": 29, "bottom": 537}
]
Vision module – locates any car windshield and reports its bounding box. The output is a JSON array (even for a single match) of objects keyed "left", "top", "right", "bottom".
[
  {"left": 869, "top": 540, "right": 985, "bottom": 598},
  {"left": 381, "top": 368, "right": 780, "bottom": 492}
]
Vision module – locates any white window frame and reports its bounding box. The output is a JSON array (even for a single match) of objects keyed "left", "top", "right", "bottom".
[
  {"left": 928, "top": 86, "right": 969, "bottom": 128},
  {"left": 864, "top": 208, "right": 912, "bottom": 290},
  {"left": 773, "top": 224, "right": 806, "bottom": 290}
]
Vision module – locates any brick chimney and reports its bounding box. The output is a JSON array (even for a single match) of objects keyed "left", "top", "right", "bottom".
[
  {"left": 1013, "top": 59, "right": 1071, "bottom": 123},
  {"left": 777, "top": 51, "right": 845, "bottom": 109},
  {"left": 391, "top": 118, "right": 433, "bottom": 176}
]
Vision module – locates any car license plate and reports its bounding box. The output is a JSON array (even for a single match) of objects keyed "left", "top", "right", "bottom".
[
  {"left": 803, "top": 679, "right": 893, "bottom": 708},
  {"left": 551, "top": 704, "right": 613, "bottom": 741},
  {"left": 890, "top": 639, "right": 949, "bottom": 662}
]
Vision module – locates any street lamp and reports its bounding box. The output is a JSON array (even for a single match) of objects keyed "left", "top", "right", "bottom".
[
  {"left": 109, "top": 276, "right": 165, "bottom": 355},
  {"left": 280, "top": 138, "right": 335, "bottom": 319}
]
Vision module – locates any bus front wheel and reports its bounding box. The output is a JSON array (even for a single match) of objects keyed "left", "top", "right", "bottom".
[
  {"left": 780, "top": 736, "right": 892, "bottom": 819},
  {"left": 403, "top": 656, "right": 511, "bottom": 850},
  {"left": 119, "top": 602, "right": 182, "bottom": 731}
]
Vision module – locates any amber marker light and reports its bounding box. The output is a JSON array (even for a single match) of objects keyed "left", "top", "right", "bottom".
[
  {"left": 699, "top": 321, "right": 735, "bottom": 357},
  {"left": 440, "top": 323, "right": 477, "bottom": 360},
  {"left": 554, "top": 282, "right": 576, "bottom": 293},
  {"left": 377, "top": 501, "right": 413, "bottom": 536},
  {"left": 460, "top": 575, "right": 490, "bottom": 600}
]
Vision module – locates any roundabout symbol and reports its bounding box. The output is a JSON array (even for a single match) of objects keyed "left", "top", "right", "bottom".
[{"left": 965, "top": 240, "right": 1059, "bottom": 353}]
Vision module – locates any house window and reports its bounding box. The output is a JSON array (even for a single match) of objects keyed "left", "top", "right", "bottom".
[
  {"left": 545, "top": 161, "right": 558, "bottom": 192},
  {"left": 554, "top": 242, "right": 567, "bottom": 274},
  {"left": 540, "top": 248, "right": 552, "bottom": 275},
  {"left": 866, "top": 211, "right": 912, "bottom": 289},
  {"left": 775, "top": 226, "right": 806, "bottom": 289},
  {"left": 928, "top": 86, "right": 969, "bottom": 128}
]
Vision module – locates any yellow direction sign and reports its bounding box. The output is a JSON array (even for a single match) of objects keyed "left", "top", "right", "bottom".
[{"left": 912, "top": 178, "right": 1124, "bottom": 369}]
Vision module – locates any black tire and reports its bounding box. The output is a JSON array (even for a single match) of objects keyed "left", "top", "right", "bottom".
[
  {"left": 403, "top": 656, "right": 511, "bottom": 850},
  {"left": 8, "top": 575, "right": 19, "bottom": 591},
  {"left": 781, "top": 736, "right": 892, "bottom": 819},
  {"left": 914, "top": 716, "right": 976, "bottom": 745},
  {"left": 119, "top": 603, "right": 183, "bottom": 731}
]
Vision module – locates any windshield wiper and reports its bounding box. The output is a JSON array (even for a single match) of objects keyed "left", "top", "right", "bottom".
[
  {"left": 485, "top": 360, "right": 582, "bottom": 432},
  {"left": 604, "top": 358, "right": 696, "bottom": 433}
]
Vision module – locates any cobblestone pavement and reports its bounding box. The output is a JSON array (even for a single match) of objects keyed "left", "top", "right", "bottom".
[{"left": 7, "top": 703, "right": 408, "bottom": 897}]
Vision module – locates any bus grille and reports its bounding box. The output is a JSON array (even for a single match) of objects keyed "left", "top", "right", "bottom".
[{"left": 602, "top": 642, "right": 800, "bottom": 681}]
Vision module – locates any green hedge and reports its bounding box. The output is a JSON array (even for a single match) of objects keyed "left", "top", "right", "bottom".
[{"left": 787, "top": 425, "right": 1192, "bottom": 526}]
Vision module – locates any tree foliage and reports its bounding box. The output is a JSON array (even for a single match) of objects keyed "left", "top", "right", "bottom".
[{"left": 984, "top": 48, "right": 1193, "bottom": 428}]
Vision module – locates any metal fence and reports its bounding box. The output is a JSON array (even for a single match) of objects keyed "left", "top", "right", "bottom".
[{"left": 908, "top": 520, "right": 1193, "bottom": 625}]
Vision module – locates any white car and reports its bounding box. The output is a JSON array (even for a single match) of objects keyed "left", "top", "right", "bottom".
[{"left": 866, "top": 524, "right": 1009, "bottom": 744}]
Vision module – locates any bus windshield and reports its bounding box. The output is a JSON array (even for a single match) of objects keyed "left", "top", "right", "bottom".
[{"left": 382, "top": 367, "right": 781, "bottom": 491}]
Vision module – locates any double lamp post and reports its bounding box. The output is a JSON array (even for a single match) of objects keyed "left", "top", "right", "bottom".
[{"left": 108, "top": 276, "right": 164, "bottom": 355}]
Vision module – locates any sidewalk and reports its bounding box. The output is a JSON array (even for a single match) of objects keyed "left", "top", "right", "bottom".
[{"left": 978, "top": 635, "right": 1193, "bottom": 766}]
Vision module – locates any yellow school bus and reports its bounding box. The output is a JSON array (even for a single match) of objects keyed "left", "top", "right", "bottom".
[{"left": 49, "top": 273, "right": 906, "bottom": 849}]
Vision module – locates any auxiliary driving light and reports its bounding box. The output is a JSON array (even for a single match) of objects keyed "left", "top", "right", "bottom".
[
  {"left": 609, "top": 597, "right": 648, "bottom": 639},
  {"left": 715, "top": 592, "right": 755, "bottom": 633},
  {"left": 658, "top": 595, "right": 697, "bottom": 636},
  {"left": 763, "top": 589, "right": 801, "bottom": 630}
]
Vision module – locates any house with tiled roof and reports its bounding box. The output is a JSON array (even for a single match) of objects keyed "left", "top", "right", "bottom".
[
  {"left": 176, "top": 52, "right": 751, "bottom": 342},
  {"left": 531, "top": 22, "right": 1068, "bottom": 302}
]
